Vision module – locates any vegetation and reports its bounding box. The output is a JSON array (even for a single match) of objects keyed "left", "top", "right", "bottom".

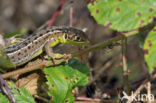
[{"left": 0, "top": 0, "right": 156, "bottom": 103}]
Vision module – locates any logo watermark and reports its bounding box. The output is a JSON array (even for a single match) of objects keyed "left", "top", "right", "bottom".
[{"left": 120, "top": 91, "right": 155, "bottom": 102}]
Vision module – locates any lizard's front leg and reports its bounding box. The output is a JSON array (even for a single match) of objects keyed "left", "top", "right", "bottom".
[{"left": 44, "top": 41, "right": 71, "bottom": 65}]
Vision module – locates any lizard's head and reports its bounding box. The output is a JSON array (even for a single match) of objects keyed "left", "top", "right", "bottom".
[{"left": 61, "top": 27, "right": 90, "bottom": 46}]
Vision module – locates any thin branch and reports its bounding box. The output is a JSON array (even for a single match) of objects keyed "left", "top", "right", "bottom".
[
  {"left": 76, "top": 96, "right": 118, "bottom": 103},
  {"left": 0, "top": 75, "right": 16, "bottom": 103},
  {"left": 34, "top": 95, "right": 49, "bottom": 103},
  {"left": 127, "top": 73, "right": 156, "bottom": 103},
  {"left": 101, "top": 71, "right": 155, "bottom": 97},
  {"left": 2, "top": 59, "right": 64, "bottom": 78},
  {"left": 147, "top": 82, "right": 151, "bottom": 103},
  {"left": 69, "top": 0, "right": 74, "bottom": 27},
  {"left": 79, "top": 57, "right": 118, "bottom": 95},
  {"left": 122, "top": 38, "right": 130, "bottom": 95},
  {"left": 47, "top": 0, "right": 66, "bottom": 27}
]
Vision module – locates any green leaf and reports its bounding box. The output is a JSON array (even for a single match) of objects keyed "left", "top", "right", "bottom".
[
  {"left": 68, "top": 59, "right": 90, "bottom": 86},
  {"left": 0, "top": 93, "right": 10, "bottom": 103},
  {"left": 144, "top": 26, "right": 156, "bottom": 73},
  {"left": 9, "top": 82, "right": 35, "bottom": 103},
  {"left": 0, "top": 47, "right": 16, "bottom": 70},
  {"left": 88, "top": 0, "right": 156, "bottom": 31},
  {"left": 44, "top": 59, "right": 90, "bottom": 103}
]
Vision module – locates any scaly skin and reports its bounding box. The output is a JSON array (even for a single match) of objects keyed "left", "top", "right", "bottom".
[{"left": 5, "top": 26, "right": 90, "bottom": 67}]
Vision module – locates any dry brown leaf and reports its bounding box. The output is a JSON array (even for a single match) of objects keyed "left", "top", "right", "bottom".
[{"left": 16, "top": 73, "right": 40, "bottom": 95}]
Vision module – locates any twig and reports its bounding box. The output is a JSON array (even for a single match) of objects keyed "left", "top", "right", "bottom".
[
  {"left": 102, "top": 71, "right": 155, "bottom": 97},
  {"left": 47, "top": 0, "right": 66, "bottom": 27},
  {"left": 122, "top": 38, "right": 130, "bottom": 95},
  {"left": 76, "top": 96, "right": 118, "bottom": 103},
  {"left": 147, "top": 82, "right": 151, "bottom": 103},
  {"left": 69, "top": 0, "right": 74, "bottom": 27},
  {"left": 0, "top": 75, "right": 16, "bottom": 103},
  {"left": 34, "top": 95, "right": 49, "bottom": 103},
  {"left": 2, "top": 59, "right": 63, "bottom": 79},
  {"left": 127, "top": 73, "right": 156, "bottom": 103},
  {"left": 79, "top": 57, "right": 116, "bottom": 95}
]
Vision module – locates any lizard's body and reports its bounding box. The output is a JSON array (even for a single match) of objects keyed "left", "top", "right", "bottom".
[{"left": 5, "top": 26, "right": 89, "bottom": 67}]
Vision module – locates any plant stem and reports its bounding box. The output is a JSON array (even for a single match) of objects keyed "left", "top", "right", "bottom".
[
  {"left": 122, "top": 38, "right": 130, "bottom": 96},
  {"left": 47, "top": 0, "right": 66, "bottom": 27},
  {"left": 72, "top": 30, "right": 138, "bottom": 57},
  {"left": 0, "top": 75, "right": 16, "bottom": 103},
  {"left": 69, "top": 0, "right": 74, "bottom": 27},
  {"left": 127, "top": 73, "right": 156, "bottom": 103},
  {"left": 147, "top": 82, "right": 151, "bottom": 103},
  {"left": 2, "top": 59, "right": 63, "bottom": 78}
]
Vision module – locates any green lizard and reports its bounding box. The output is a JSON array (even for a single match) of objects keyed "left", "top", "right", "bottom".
[{"left": 0, "top": 26, "right": 90, "bottom": 69}]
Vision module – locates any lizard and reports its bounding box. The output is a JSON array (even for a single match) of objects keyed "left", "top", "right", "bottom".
[{"left": 1, "top": 26, "right": 90, "bottom": 69}]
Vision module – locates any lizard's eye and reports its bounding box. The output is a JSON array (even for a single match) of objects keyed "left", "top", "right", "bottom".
[
  {"left": 75, "top": 36, "right": 81, "bottom": 41},
  {"left": 64, "top": 33, "right": 68, "bottom": 39}
]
